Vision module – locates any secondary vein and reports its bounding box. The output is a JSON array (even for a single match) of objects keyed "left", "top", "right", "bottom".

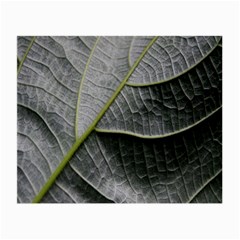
[
  {"left": 74, "top": 37, "right": 100, "bottom": 140},
  {"left": 95, "top": 106, "right": 222, "bottom": 139},
  {"left": 17, "top": 36, "right": 36, "bottom": 76},
  {"left": 126, "top": 38, "right": 222, "bottom": 87},
  {"left": 187, "top": 169, "right": 222, "bottom": 203}
]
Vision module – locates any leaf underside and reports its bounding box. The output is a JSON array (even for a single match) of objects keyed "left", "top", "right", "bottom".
[{"left": 17, "top": 36, "right": 222, "bottom": 203}]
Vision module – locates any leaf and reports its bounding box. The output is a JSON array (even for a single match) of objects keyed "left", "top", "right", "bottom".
[{"left": 17, "top": 36, "right": 222, "bottom": 203}]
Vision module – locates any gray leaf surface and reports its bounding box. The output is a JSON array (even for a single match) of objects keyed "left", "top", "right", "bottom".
[
  {"left": 97, "top": 46, "right": 222, "bottom": 137},
  {"left": 17, "top": 36, "right": 33, "bottom": 60},
  {"left": 128, "top": 36, "right": 155, "bottom": 67},
  {"left": 128, "top": 36, "right": 221, "bottom": 85},
  {"left": 75, "top": 37, "right": 133, "bottom": 137},
  {"left": 17, "top": 36, "right": 222, "bottom": 203},
  {"left": 43, "top": 110, "right": 221, "bottom": 203}
]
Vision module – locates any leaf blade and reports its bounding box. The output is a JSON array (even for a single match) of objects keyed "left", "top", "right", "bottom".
[{"left": 17, "top": 36, "right": 222, "bottom": 203}]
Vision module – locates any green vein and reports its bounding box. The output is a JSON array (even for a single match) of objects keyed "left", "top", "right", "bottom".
[
  {"left": 74, "top": 37, "right": 100, "bottom": 140},
  {"left": 126, "top": 38, "right": 222, "bottom": 87},
  {"left": 32, "top": 36, "right": 159, "bottom": 203},
  {"left": 187, "top": 169, "right": 222, "bottom": 203},
  {"left": 17, "top": 57, "right": 20, "bottom": 69},
  {"left": 127, "top": 37, "right": 134, "bottom": 67},
  {"left": 95, "top": 106, "right": 222, "bottom": 139},
  {"left": 17, "top": 37, "right": 36, "bottom": 76}
]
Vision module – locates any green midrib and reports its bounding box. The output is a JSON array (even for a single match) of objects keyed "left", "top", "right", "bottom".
[{"left": 32, "top": 36, "right": 159, "bottom": 203}]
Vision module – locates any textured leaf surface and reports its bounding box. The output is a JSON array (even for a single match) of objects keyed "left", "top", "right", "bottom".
[
  {"left": 17, "top": 36, "right": 32, "bottom": 60},
  {"left": 17, "top": 36, "right": 222, "bottom": 203},
  {"left": 43, "top": 110, "right": 222, "bottom": 203},
  {"left": 127, "top": 36, "right": 221, "bottom": 85},
  {"left": 97, "top": 47, "right": 222, "bottom": 137},
  {"left": 75, "top": 36, "right": 133, "bottom": 138}
]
